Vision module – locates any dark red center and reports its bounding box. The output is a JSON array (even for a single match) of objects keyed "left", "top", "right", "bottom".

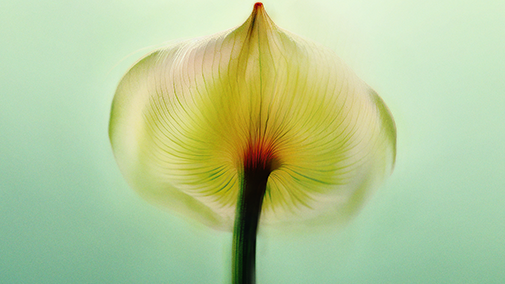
[{"left": 243, "top": 139, "right": 279, "bottom": 174}]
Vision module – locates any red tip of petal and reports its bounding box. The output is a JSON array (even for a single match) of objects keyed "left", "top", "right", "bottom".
[{"left": 254, "top": 2, "right": 263, "bottom": 9}]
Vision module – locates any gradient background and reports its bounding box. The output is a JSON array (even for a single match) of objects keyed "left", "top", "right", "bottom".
[{"left": 1, "top": 0, "right": 504, "bottom": 283}]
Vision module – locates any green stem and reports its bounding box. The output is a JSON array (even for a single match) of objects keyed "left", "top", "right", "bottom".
[{"left": 232, "top": 167, "right": 270, "bottom": 284}]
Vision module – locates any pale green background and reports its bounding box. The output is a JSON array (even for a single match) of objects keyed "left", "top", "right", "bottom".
[{"left": 1, "top": 0, "right": 504, "bottom": 283}]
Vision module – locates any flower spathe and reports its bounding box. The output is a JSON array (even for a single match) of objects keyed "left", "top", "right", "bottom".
[{"left": 109, "top": 3, "right": 396, "bottom": 231}]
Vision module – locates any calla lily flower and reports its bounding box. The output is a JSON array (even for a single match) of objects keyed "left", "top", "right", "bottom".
[{"left": 110, "top": 2, "right": 395, "bottom": 283}]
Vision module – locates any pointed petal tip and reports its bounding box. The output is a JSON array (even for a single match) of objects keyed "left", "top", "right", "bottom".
[
  {"left": 251, "top": 2, "right": 266, "bottom": 19},
  {"left": 246, "top": 1, "right": 273, "bottom": 30}
]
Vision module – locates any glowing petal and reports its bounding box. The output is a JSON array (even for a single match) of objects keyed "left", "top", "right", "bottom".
[{"left": 109, "top": 4, "right": 396, "bottom": 231}]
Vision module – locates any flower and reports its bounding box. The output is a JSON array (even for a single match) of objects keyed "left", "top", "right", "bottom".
[{"left": 109, "top": 2, "right": 396, "bottom": 232}]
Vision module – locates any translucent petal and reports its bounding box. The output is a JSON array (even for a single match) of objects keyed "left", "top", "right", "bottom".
[{"left": 109, "top": 4, "right": 396, "bottom": 231}]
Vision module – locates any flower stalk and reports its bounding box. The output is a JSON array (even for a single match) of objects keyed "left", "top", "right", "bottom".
[
  {"left": 232, "top": 168, "right": 268, "bottom": 284},
  {"left": 233, "top": 138, "right": 278, "bottom": 283}
]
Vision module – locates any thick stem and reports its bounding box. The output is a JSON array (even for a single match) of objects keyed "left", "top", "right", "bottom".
[{"left": 232, "top": 167, "right": 270, "bottom": 284}]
